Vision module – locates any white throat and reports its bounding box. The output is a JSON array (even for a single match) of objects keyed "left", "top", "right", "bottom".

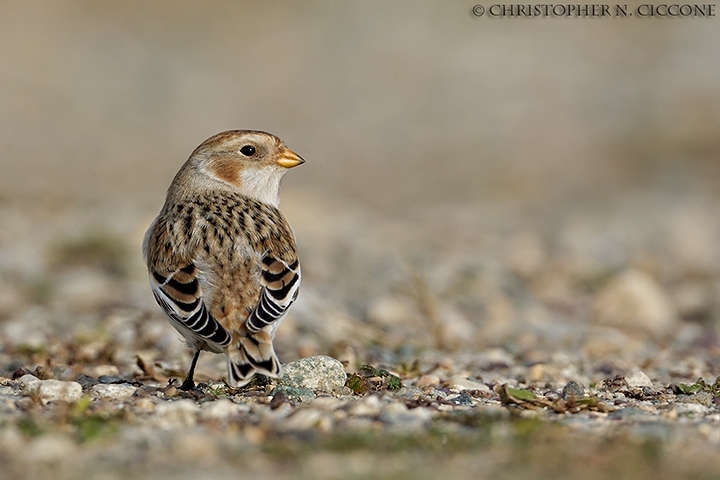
[{"left": 239, "top": 167, "right": 284, "bottom": 207}]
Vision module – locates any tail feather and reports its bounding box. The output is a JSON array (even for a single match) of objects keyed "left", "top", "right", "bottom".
[{"left": 226, "top": 331, "right": 282, "bottom": 387}]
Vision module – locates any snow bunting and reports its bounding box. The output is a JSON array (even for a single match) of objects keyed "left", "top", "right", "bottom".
[{"left": 143, "top": 130, "right": 304, "bottom": 390}]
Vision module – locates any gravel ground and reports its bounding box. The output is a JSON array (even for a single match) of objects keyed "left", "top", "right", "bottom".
[{"left": 1, "top": 190, "right": 719, "bottom": 480}]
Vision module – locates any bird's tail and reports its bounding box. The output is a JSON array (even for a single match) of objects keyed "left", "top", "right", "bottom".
[{"left": 226, "top": 330, "right": 282, "bottom": 387}]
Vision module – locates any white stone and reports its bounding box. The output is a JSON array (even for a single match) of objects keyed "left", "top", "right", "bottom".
[
  {"left": 91, "top": 365, "right": 121, "bottom": 377},
  {"left": 21, "top": 377, "right": 82, "bottom": 404},
  {"left": 448, "top": 375, "right": 490, "bottom": 392},
  {"left": 278, "top": 355, "right": 347, "bottom": 395},
  {"left": 278, "top": 408, "right": 332, "bottom": 432},
  {"left": 38, "top": 380, "right": 83, "bottom": 404},
  {"left": 0, "top": 386, "right": 15, "bottom": 396},
  {"left": 90, "top": 384, "right": 137, "bottom": 402},
  {"left": 153, "top": 400, "right": 198, "bottom": 428},
  {"left": 380, "top": 403, "right": 433, "bottom": 431},
  {"left": 199, "top": 399, "right": 248, "bottom": 420},
  {"left": 593, "top": 269, "right": 677, "bottom": 336},
  {"left": 625, "top": 371, "right": 653, "bottom": 388},
  {"left": 348, "top": 395, "right": 382, "bottom": 417},
  {"left": 18, "top": 374, "right": 41, "bottom": 394}
]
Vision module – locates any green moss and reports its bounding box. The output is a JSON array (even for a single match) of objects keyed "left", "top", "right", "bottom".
[
  {"left": 72, "top": 413, "right": 119, "bottom": 443},
  {"left": 17, "top": 418, "right": 44, "bottom": 438}
]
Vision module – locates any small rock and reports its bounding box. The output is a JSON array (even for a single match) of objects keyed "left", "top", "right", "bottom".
[
  {"left": 12, "top": 367, "right": 33, "bottom": 379},
  {"left": 0, "top": 386, "right": 15, "bottom": 396},
  {"left": 592, "top": 269, "right": 677, "bottom": 336},
  {"left": 133, "top": 398, "right": 157, "bottom": 414},
  {"left": 673, "top": 402, "right": 713, "bottom": 416},
  {"left": 278, "top": 408, "right": 332, "bottom": 432},
  {"left": 311, "top": 397, "right": 346, "bottom": 411},
  {"left": 37, "top": 380, "right": 83, "bottom": 404},
  {"left": 446, "top": 393, "right": 474, "bottom": 406},
  {"left": 677, "top": 391, "right": 714, "bottom": 408},
  {"left": 200, "top": 399, "right": 248, "bottom": 421},
  {"left": 17, "top": 374, "right": 41, "bottom": 394},
  {"left": 73, "top": 374, "right": 98, "bottom": 390},
  {"left": 153, "top": 400, "right": 198, "bottom": 428},
  {"left": 33, "top": 366, "right": 55, "bottom": 380},
  {"left": 278, "top": 355, "right": 347, "bottom": 395},
  {"left": 562, "top": 381, "right": 585, "bottom": 398},
  {"left": 380, "top": 403, "right": 433, "bottom": 431},
  {"left": 448, "top": 375, "right": 490, "bottom": 392},
  {"left": 92, "top": 365, "right": 121, "bottom": 378},
  {"left": 271, "top": 385, "right": 315, "bottom": 403},
  {"left": 348, "top": 395, "right": 382, "bottom": 417},
  {"left": 609, "top": 407, "right": 656, "bottom": 421},
  {"left": 19, "top": 376, "right": 82, "bottom": 404},
  {"left": 527, "top": 364, "right": 547, "bottom": 383},
  {"left": 625, "top": 371, "right": 653, "bottom": 388},
  {"left": 90, "top": 384, "right": 137, "bottom": 402},
  {"left": 98, "top": 375, "right": 126, "bottom": 384},
  {"left": 416, "top": 374, "right": 440, "bottom": 388}
]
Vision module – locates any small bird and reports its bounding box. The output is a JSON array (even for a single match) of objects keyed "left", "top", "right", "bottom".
[{"left": 143, "top": 130, "right": 304, "bottom": 390}]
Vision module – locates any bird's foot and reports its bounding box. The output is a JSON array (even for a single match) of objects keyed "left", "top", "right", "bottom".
[{"left": 178, "top": 378, "right": 196, "bottom": 391}]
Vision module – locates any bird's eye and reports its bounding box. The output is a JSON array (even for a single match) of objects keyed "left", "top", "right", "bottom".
[{"left": 240, "top": 145, "right": 256, "bottom": 156}]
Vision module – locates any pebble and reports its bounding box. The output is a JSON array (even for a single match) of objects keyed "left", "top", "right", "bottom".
[
  {"left": 592, "top": 269, "right": 678, "bottom": 336},
  {"left": 673, "top": 403, "right": 713, "bottom": 416},
  {"left": 74, "top": 374, "right": 98, "bottom": 390},
  {"left": 92, "top": 365, "right": 121, "bottom": 378},
  {"left": 133, "top": 398, "right": 157, "bottom": 414},
  {"left": 677, "top": 391, "right": 714, "bottom": 408},
  {"left": 447, "top": 375, "right": 490, "bottom": 392},
  {"left": 348, "top": 395, "right": 382, "bottom": 417},
  {"left": 271, "top": 385, "right": 316, "bottom": 403},
  {"left": 0, "top": 386, "right": 16, "bottom": 396},
  {"left": 562, "top": 381, "right": 585, "bottom": 398},
  {"left": 380, "top": 403, "right": 433, "bottom": 431},
  {"left": 19, "top": 376, "right": 83, "bottom": 404},
  {"left": 625, "top": 371, "right": 653, "bottom": 388},
  {"left": 98, "top": 375, "right": 126, "bottom": 384},
  {"left": 446, "top": 393, "right": 474, "bottom": 406},
  {"left": 416, "top": 374, "right": 440, "bottom": 388},
  {"left": 277, "top": 355, "right": 348, "bottom": 395},
  {"left": 90, "top": 384, "right": 137, "bottom": 402},
  {"left": 17, "top": 374, "right": 41, "bottom": 393},
  {"left": 278, "top": 408, "right": 333, "bottom": 432},
  {"left": 199, "top": 399, "right": 248, "bottom": 420},
  {"left": 153, "top": 400, "right": 198, "bottom": 429}
]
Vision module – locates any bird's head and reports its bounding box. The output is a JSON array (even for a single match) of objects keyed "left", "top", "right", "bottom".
[{"left": 177, "top": 130, "right": 304, "bottom": 206}]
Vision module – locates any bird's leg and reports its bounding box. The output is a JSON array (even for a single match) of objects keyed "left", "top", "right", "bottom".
[{"left": 179, "top": 349, "right": 201, "bottom": 391}]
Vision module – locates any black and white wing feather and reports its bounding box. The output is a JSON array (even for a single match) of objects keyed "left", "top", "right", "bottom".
[
  {"left": 150, "top": 262, "right": 231, "bottom": 350},
  {"left": 245, "top": 256, "right": 301, "bottom": 334}
]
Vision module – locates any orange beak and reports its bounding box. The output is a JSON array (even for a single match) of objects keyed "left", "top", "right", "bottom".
[{"left": 276, "top": 148, "right": 305, "bottom": 168}]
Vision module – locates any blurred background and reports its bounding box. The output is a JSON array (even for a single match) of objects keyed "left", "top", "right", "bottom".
[{"left": 0, "top": 0, "right": 719, "bottom": 381}]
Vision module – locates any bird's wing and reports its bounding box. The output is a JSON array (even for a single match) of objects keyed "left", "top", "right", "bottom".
[
  {"left": 245, "top": 255, "right": 301, "bottom": 334},
  {"left": 145, "top": 216, "right": 231, "bottom": 349},
  {"left": 149, "top": 262, "right": 231, "bottom": 348}
]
